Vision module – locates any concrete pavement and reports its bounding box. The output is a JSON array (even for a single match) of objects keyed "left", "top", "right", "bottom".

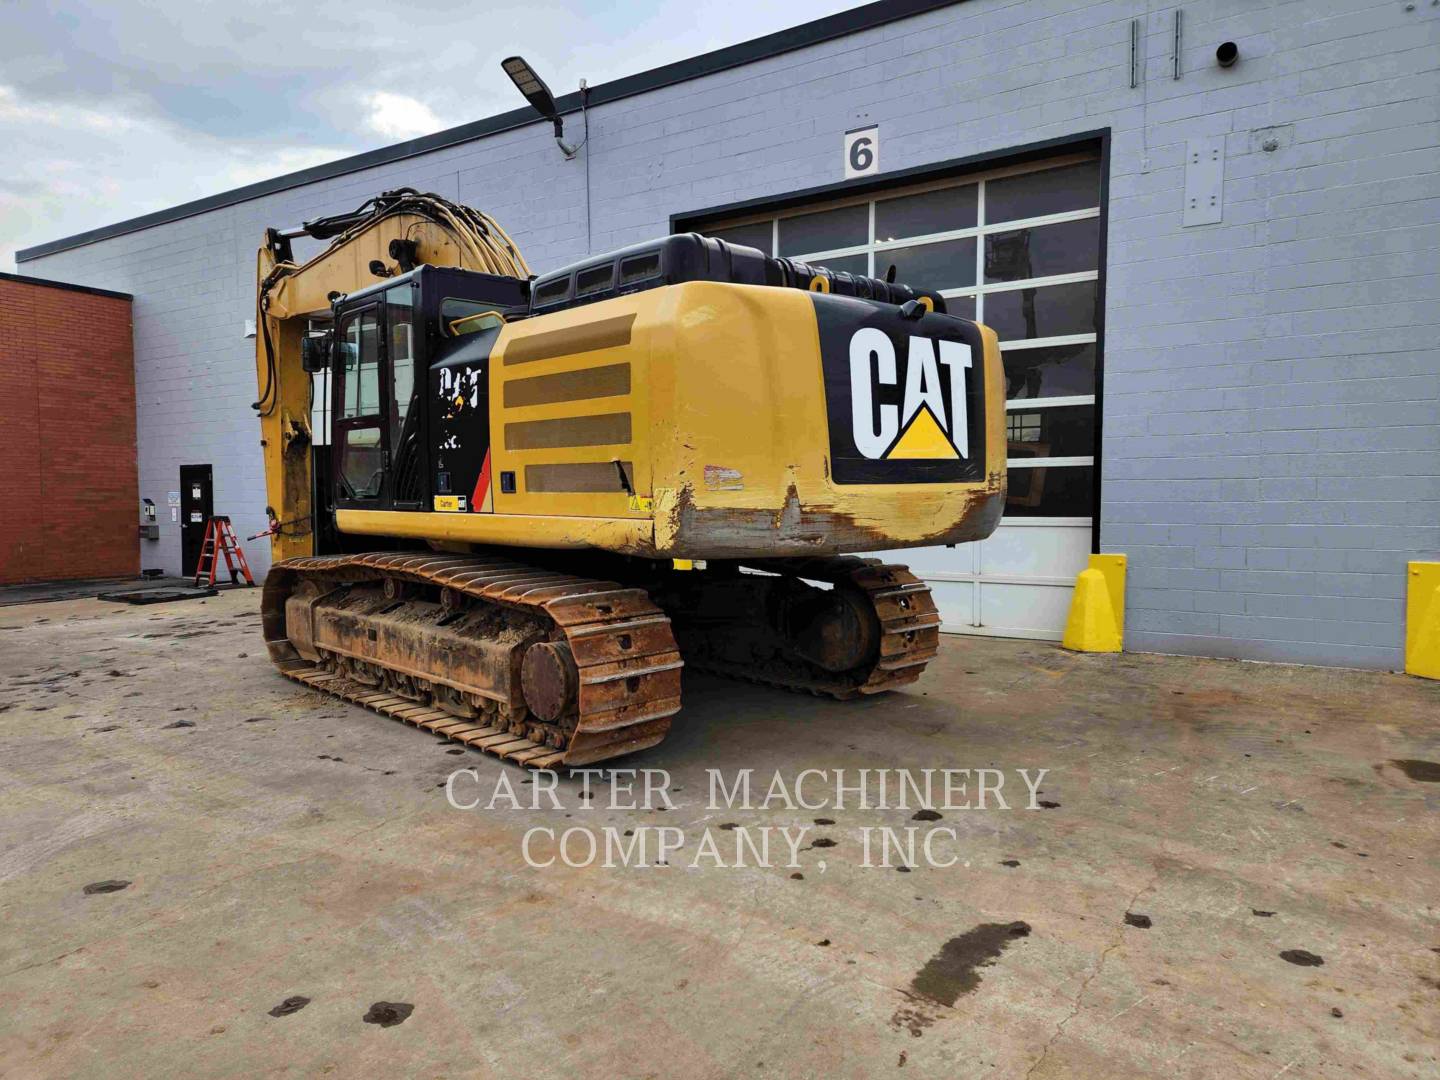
[{"left": 1, "top": 588, "right": 1436, "bottom": 1078}]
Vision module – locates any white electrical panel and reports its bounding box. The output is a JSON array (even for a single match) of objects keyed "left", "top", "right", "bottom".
[{"left": 1183, "top": 137, "right": 1224, "bottom": 227}]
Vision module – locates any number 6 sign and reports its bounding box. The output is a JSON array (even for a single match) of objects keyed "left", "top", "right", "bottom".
[{"left": 843, "top": 125, "right": 879, "bottom": 179}]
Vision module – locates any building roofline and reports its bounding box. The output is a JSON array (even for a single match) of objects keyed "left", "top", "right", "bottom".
[
  {"left": 670, "top": 130, "right": 1109, "bottom": 230},
  {"left": 16, "top": 0, "right": 962, "bottom": 264},
  {"left": 0, "top": 270, "right": 133, "bottom": 301}
]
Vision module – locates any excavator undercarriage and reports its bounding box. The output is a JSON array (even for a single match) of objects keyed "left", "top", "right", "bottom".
[{"left": 262, "top": 550, "right": 941, "bottom": 767}]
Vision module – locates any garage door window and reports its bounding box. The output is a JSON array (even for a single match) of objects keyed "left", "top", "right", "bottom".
[
  {"left": 704, "top": 156, "right": 1101, "bottom": 522},
  {"left": 876, "top": 184, "right": 978, "bottom": 239},
  {"left": 777, "top": 204, "right": 868, "bottom": 255}
]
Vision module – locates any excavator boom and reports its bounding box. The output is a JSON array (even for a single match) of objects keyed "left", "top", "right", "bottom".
[{"left": 254, "top": 189, "right": 529, "bottom": 562}]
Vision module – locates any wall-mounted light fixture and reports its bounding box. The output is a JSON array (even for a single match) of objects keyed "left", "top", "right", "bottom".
[
  {"left": 501, "top": 55, "right": 589, "bottom": 159},
  {"left": 1215, "top": 41, "right": 1239, "bottom": 68}
]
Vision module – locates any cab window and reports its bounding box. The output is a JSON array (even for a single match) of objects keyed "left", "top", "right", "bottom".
[{"left": 338, "top": 309, "right": 381, "bottom": 418}]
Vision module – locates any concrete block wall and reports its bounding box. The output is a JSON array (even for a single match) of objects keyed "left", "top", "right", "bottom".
[
  {"left": 1098, "top": 0, "right": 1440, "bottom": 667},
  {"left": 18, "top": 0, "right": 1440, "bottom": 667}
]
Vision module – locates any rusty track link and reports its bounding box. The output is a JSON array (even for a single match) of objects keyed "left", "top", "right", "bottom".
[
  {"left": 261, "top": 552, "right": 683, "bottom": 767},
  {"left": 686, "top": 556, "right": 942, "bottom": 698}
]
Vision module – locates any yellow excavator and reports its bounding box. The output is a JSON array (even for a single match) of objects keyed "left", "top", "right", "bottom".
[{"left": 254, "top": 188, "right": 1005, "bottom": 766}]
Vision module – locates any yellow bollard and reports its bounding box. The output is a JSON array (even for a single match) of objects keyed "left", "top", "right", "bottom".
[
  {"left": 1405, "top": 562, "right": 1440, "bottom": 680},
  {"left": 1062, "top": 554, "right": 1127, "bottom": 653}
]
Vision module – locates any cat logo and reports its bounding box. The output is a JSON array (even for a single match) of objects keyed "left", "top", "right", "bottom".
[
  {"left": 814, "top": 294, "right": 983, "bottom": 485},
  {"left": 849, "top": 328, "right": 972, "bottom": 461}
]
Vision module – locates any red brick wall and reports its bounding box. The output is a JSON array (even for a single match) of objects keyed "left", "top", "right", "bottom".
[{"left": 0, "top": 276, "right": 137, "bottom": 584}]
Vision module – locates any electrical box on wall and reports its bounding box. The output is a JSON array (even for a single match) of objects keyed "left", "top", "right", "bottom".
[
  {"left": 140, "top": 497, "right": 159, "bottom": 540},
  {"left": 1183, "top": 137, "right": 1225, "bottom": 226}
]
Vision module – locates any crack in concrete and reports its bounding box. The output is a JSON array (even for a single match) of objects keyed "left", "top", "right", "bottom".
[
  {"left": 0, "top": 945, "right": 87, "bottom": 979},
  {"left": 1023, "top": 874, "right": 1159, "bottom": 1080}
]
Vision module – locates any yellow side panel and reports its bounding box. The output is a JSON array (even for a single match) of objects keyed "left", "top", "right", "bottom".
[
  {"left": 337, "top": 508, "right": 652, "bottom": 551},
  {"left": 489, "top": 300, "right": 657, "bottom": 523}
]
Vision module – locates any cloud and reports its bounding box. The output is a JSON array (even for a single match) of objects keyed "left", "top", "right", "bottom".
[
  {"left": 0, "top": 82, "right": 351, "bottom": 269},
  {"left": 364, "top": 91, "right": 446, "bottom": 141},
  {"left": 0, "top": 84, "right": 139, "bottom": 134},
  {"left": 2, "top": 0, "right": 857, "bottom": 271}
]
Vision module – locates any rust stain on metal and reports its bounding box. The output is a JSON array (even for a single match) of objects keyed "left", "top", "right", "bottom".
[
  {"left": 665, "top": 481, "right": 1005, "bottom": 560},
  {"left": 264, "top": 552, "right": 683, "bottom": 767}
]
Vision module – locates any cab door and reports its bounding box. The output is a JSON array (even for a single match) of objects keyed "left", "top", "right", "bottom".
[
  {"left": 382, "top": 281, "right": 425, "bottom": 508},
  {"left": 332, "top": 282, "right": 424, "bottom": 512},
  {"left": 332, "top": 302, "right": 386, "bottom": 508}
]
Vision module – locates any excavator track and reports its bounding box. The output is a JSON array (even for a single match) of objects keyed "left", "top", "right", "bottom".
[
  {"left": 261, "top": 552, "right": 683, "bottom": 767},
  {"left": 663, "top": 556, "right": 943, "bottom": 699}
]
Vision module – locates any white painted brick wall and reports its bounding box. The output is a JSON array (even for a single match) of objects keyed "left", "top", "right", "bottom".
[{"left": 22, "top": 0, "right": 1440, "bottom": 668}]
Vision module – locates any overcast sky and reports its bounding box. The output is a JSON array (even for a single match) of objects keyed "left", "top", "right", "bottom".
[{"left": 1, "top": 0, "right": 857, "bottom": 270}]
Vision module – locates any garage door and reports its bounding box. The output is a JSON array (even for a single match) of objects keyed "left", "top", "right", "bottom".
[{"left": 703, "top": 153, "right": 1103, "bottom": 640}]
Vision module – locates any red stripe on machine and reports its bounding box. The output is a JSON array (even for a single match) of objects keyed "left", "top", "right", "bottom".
[{"left": 471, "top": 449, "right": 492, "bottom": 511}]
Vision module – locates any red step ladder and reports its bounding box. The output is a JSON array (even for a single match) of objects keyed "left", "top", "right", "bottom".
[{"left": 194, "top": 516, "right": 256, "bottom": 587}]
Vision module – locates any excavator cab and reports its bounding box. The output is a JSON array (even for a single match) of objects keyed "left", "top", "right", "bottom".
[{"left": 315, "top": 266, "right": 527, "bottom": 519}]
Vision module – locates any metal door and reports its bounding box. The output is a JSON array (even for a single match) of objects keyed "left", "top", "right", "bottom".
[{"left": 179, "top": 464, "right": 213, "bottom": 577}]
